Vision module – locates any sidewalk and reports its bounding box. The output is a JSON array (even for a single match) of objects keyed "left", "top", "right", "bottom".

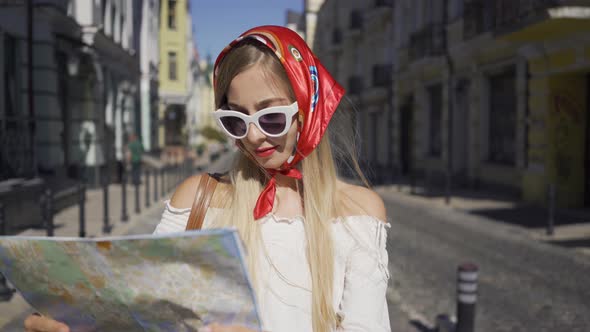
[
  {"left": 0, "top": 172, "right": 178, "bottom": 330},
  {"left": 374, "top": 183, "right": 590, "bottom": 256}
]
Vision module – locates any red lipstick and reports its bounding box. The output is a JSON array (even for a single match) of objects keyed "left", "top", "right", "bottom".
[{"left": 255, "top": 146, "right": 277, "bottom": 157}]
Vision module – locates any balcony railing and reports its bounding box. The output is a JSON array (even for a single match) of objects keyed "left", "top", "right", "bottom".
[
  {"left": 372, "top": 64, "right": 393, "bottom": 87},
  {"left": 409, "top": 24, "right": 445, "bottom": 59},
  {"left": 494, "top": 0, "right": 560, "bottom": 29},
  {"left": 375, "top": 0, "right": 394, "bottom": 8},
  {"left": 33, "top": 0, "right": 70, "bottom": 12},
  {"left": 348, "top": 76, "right": 364, "bottom": 95},
  {"left": 463, "top": 0, "right": 495, "bottom": 39},
  {"left": 464, "top": 0, "right": 566, "bottom": 39},
  {"left": 0, "top": 118, "right": 35, "bottom": 181},
  {"left": 350, "top": 10, "right": 363, "bottom": 30}
]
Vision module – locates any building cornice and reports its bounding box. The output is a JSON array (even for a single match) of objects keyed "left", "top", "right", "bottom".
[{"left": 81, "top": 26, "right": 140, "bottom": 79}]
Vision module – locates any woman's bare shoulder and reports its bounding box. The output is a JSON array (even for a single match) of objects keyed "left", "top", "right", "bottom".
[
  {"left": 169, "top": 174, "right": 203, "bottom": 209},
  {"left": 337, "top": 181, "right": 386, "bottom": 221},
  {"left": 169, "top": 173, "right": 232, "bottom": 209}
]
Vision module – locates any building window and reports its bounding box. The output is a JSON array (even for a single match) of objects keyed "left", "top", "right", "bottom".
[
  {"left": 348, "top": 76, "right": 363, "bottom": 95},
  {"left": 3, "top": 35, "right": 18, "bottom": 122},
  {"left": 67, "top": 0, "right": 74, "bottom": 16},
  {"left": 168, "top": 52, "right": 177, "bottom": 81},
  {"left": 350, "top": 10, "right": 363, "bottom": 30},
  {"left": 101, "top": 0, "right": 107, "bottom": 27},
  {"left": 448, "top": 0, "right": 464, "bottom": 21},
  {"left": 120, "top": 14, "right": 125, "bottom": 46},
  {"left": 111, "top": 6, "right": 116, "bottom": 37},
  {"left": 168, "top": 0, "right": 177, "bottom": 29},
  {"left": 332, "top": 27, "right": 342, "bottom": 44},
  {"left": 428, "top": 84, "right": 442, "bottom": 157},
  {"left": 488, "top": 67, "right": 516, "bottom": 165}
]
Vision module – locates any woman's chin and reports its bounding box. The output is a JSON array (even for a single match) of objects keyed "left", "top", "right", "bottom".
[{"left": 255, "top": 155, "right": 287, "bottom": 170}]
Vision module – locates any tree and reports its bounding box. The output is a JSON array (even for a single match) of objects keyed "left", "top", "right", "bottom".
[{"left": 200, "top": 125, "right": 227, "bottom": 144}]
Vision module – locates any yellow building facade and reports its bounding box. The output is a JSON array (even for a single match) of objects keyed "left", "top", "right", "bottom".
[
  {"left": 158, "top": 0, "right": 191, "bottom": 151},
  {"left": 391, "top": 1, "right": 590, "bottom": 209},
  {"left": 511, "top": 17, "right": 590, "bottom": 208}
]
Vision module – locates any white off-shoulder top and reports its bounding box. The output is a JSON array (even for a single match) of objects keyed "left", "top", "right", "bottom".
[{"left": 154, "top": 201, "right": 391, "bottom": 332}]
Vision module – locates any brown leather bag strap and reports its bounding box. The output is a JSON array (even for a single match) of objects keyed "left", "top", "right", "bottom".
[{"left": 185, "top": 173, "right": 219, "bottom": 230}]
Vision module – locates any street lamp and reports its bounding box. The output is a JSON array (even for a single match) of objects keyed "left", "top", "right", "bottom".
[{"left": 67, "top": 55, "right": 80, "bottom": 76}]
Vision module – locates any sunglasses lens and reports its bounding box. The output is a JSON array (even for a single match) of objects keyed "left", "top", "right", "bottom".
[
  {"left": 259, "top": 112, "right": 287, "bottom": 135},
  {"left": 220, "top": 117, "right": 247, "bottom": 137}
]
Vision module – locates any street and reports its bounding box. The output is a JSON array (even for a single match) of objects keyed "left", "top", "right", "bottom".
[
  {"left": 383, "top": 191, "right": 590, "bottom": 332},
  {"left": 120, "top": 163, "right": 590, "bottom": 332},
  {"left": 2, "top": 176, "right": 590, "bottom": 331},
  {"left": 122, "top": 203, "right": 165, "bottom": 235}
]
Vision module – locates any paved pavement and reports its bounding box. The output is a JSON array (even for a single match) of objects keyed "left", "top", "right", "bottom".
[
  {"left": 0, "top": 173, "right": 177, "bottom": 331},
  {"left": 374, "top": 183, "right": 590, "bottom": 257},
  {"left": 374, "top": 183, "right": 590, "bottom": 332}
]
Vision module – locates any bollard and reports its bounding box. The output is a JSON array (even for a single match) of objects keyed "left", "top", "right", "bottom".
[
  {"left": 145, "top": 169, "right": 151, "bottom": 208},
  {"left": 0, "top": 272, "right": 14, "bottom": 302},
  {"left": 435, "top": 314, "right": 454, "bottom": 332},
  {"left": 121, "top": 169, "right": 128, "bottom": 222},
  {"left": 171, "top": 165, "right": 175, "bottom": 190},
  {"left": 178, "top": 163, "right": 182, "bottom": 184},
  {"left": 78, "top": 183, "right": 86, "bottom": 238},
  {"left": 547, "top": 183, "right": 556, "bottom": 236},
  {"left": 425, "top": 170, "right": 433, "bottom": 195},
  {"left": 39, "top": 192, "right": 46, "bottom": 231},
  {"left": 153, "top": 167, "right": 158, "bottom": 203},
  {"left": 163, "top": 166, "right": 167, "bottom": 193},
  {"left": 102, "top": 173, "right": 112, "bottom": 234},
  {"left": 171, "top": 165, "right": 175, "bottom": 191},
  {"left": 165, "top": 166, "right": 169, "bottom": 192},
  {"left": 42, "top": 189, "right": 55, "bottom": 237},
  {"left": 457, "top": 263, "right": 478, "bottom": 332},
  {"left": 0, "top": 202, "right": 14, "bottom": 301},
  {"left": 173, "top": 165, "right": 177, "bottom": 186},
  {"left": 410, "top": 169, "right": 416, "bottom": 195},
  {"left": 134, "top": 177, "right": 141, "bottom": 214},
  {"left": 396, "top": 167, "right": 402, "bottom": 192},
  {"left": 173, "top": 164, "right": 177, "bottom": 185},
  {"left": 0, "top": 202, "right": 6, "bottom": 236},
  {"left": 445, "top": 169, "right": 452, "bottom": 205},
  {"left": 160, "top": 168, "right": 165, "bottom": 197}
]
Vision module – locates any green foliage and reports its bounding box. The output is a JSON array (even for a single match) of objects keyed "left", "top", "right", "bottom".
[
  {"left": 201, "top": 125, "right": 227, "bottom": 144},
  {"left": 196, "top": 143, "right": 206, "bottom": 156}
]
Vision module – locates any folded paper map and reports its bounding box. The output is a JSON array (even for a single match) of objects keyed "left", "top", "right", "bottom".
[{"left": 0, "top": 229, "right": 261, "bottom": 331}]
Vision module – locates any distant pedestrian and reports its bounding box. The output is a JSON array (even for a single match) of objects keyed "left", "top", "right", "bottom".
[{"left": 126, "top": 132, "right": 143, "bottom": 185}]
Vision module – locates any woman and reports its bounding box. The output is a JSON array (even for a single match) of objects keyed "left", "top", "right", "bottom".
[{"left": 25, "top": 25, "right": 391, "bottom": 332}]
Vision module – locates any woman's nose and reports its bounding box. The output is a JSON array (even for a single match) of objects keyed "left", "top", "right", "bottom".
[{"left": 245, "top": 122, "right": 266, "bottom": 144}]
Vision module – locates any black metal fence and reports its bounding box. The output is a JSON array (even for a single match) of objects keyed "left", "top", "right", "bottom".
[{"left": 0, "top": 159, "right": 197, "bottom": 239}]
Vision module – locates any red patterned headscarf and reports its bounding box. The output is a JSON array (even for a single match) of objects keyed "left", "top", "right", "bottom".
[{"left": 213, "top": 25, "right": 345, "bottom": 219}]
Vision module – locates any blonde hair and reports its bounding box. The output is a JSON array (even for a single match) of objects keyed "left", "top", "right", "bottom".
[{"left": 212, "top": 41, "right": 364, "bottom": 332}]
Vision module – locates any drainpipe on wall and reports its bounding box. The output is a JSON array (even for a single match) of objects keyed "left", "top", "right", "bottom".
[
  {"left": 444, "top": 0, "right": 453, "bottom": 205},
  {"left": 26, "top": 0, "right": 37, "bottom": 178}
]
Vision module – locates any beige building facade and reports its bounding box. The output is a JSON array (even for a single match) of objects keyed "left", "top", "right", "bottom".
[
  {"left": 306, "top": 1, "right": 590, "bottom": 208},
  {"left": 307, "top": 0, "right": 395, "bottom": 181}
]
